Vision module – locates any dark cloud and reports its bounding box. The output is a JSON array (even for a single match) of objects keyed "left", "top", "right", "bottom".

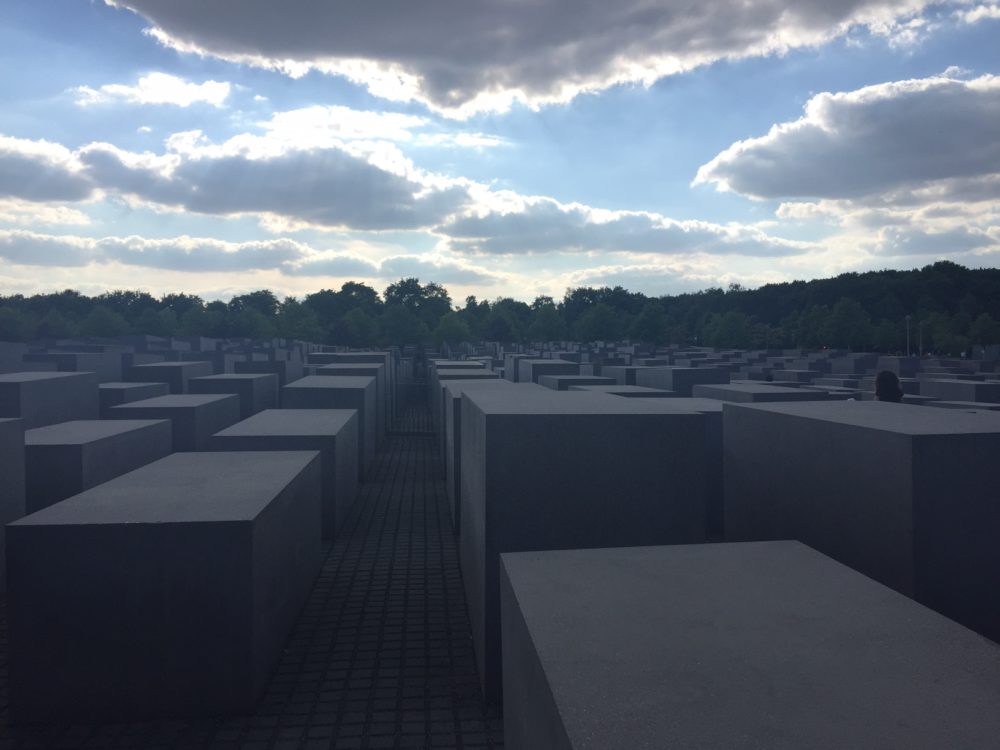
[
  {"left": 0, "top": 141, "right": 94, "bottom": 202},
  {"left": 440, "top": 199, "right": 807, "bottom": 257},
  {"left": 105, "top": 0, "right": 936, "bottom": 113},
  {"left": 873, "top": 227, "right": 994, "bottom": 256},
  {"left": 80, "top": 144, "right": 467, "bottom": 230},
  {"left": 0, "top": 231, "right": 95, "bottom": 266},
  {"left": 696, "top": 76, "right": 1000, "bottom": 201}
]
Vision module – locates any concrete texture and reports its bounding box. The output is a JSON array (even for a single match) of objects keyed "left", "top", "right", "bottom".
[
  {"left": 189, "top": 373, "right": 279, "bottom": 419},
  {"left": 24, "top": 419, "right": 173, "bottom": 513},
  {"left": 281, "top": 376, "right": 376, "bottom": 479},
  {"left": 98, "top": 381, "right": 170, "bottom": 416},
  {"left": 724, "top": 400, "right": 1000, "bottom": 642},
  {"left": 501, "top": 541, "right": 1000, "bottom": 750},
  {"left": 0, "top": 418, "right": 25, "bottom": 593},
  {"left": 459, "top": 388, "right": 709, "bottom": 702},
  {"left": 210, "top": 409, "right": 359, "bottom": 540},
  {"left": 537, "top": 375, "right": 616, "bottom": 391},
  {"left": 308, "top": 352, "right": 395, "bottom": 424},
  {"left": 126, "top": 361, "right": 213, "bottom": 394},
  {"left": 568, "top": 384, "right": 679, "bottom": 398},
  {"left": 920, "top": 378, "right": 1000, "bottom": 403},
  {"left": 234, "top": 359, "right": 304, "bottom": 388},
  {"left": 313, "top": 363, "right": 387, "bottom": 443},
  {"left": 7, "top": 451, "right": 323, "bottom": 723},
  {"left": 106, "top": 394, "right": 240, "bottom": 451},
  {"left": 635, "top": 365, "right": 730, "bottom": 395},
  {"left": 0, "top": 371, "right": 98, "bottom": 428},
  {"left": 691, "top": 382, "right": 832, "bottom": 402},
  {"left": 22, "top": 351, "right": 122, "bottom": 383},
  {"left": 516, "top": 359, "right": 579, "bottom": 384}
]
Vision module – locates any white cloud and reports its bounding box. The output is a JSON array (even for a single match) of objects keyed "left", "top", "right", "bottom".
[
  {"left": 439, "top": 196, "right": 814, "bottom": 257},
  {"left": 105, "top": 0, "right": 945, "bottom": 116},
  {"left": 956, "top": 3, "right": 1000, "bottom": 23},
  {"left": 0, "top": 198, "right": 91, "bottom": 226},
  {"left": 74, "top": 72, "right": 231, "bottom": 107},
  {"left": 694, "top": 74, "right": 1000, "bottom": 201}
]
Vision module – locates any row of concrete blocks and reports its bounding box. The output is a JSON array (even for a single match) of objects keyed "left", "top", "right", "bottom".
[
  {"left": 427, "top": 374, "right": 1000, "bottom": 745},
  {"left": 0, "top": 358, "right": 397, "bottom": 723}
]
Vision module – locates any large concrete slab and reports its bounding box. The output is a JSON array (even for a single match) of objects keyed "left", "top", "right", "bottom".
[
  {"left": 537, "top": 375, "right": 616, "bottom": 391},
  {"left": 106, "top": 394, "right": 240, "bottom": 451},
  {"left": 25, "top": 419, "right": 172, "bottom": 513},
  {"left": 692, "top": 382, "right": 832, "bottom": 402},
  {"left": 501, "top": 541, "right": 1000, "bottom": 750},
  {"left": 126, "top": 361, "right": 213, "bottom": 394},
  {"left": 724, "top": 400, "right": 1000, "bottom": 642},
  {"left": 568, "top": 384, "right": 678, "bottom": 398},
  {"left": 189, "top": 373, "right": 279, "bottom": 419},
  {"left": 281, "top": 376, "right": 376, "bottom": 478},
  {"left": 516, "top": 359, "right": 579, "bottom": 384},
  {"left": 308, "top": 352, "right": 395, "bottom": 422},
  {"left": 98, "top": 381, "right": 170, "bottom": 416},
  {"left": 635, "top": 365, "right": 729, "bottom": 395},
  {"left": 0, "top": 418, "right": 25, "bottom": 593},
  {"left": 22, "top": 351, "right": 122, "bottom": 383},
  {"left": 920, "top": 378, "right": 1000, "bottom": 403},
  {"left": 234, "top": 359, "right": 304, "bottom": 388},
  {"left": 0, "top": 372, "right": 98, "bottom": 428},
  {"left": 313, "top": 363, "right": 387, "bottom": 442},
  {"left": 7, "top": 451, "right": 322, "bottom": 723},
  {"left": 210, "top": 409, "right": 359, "bottom": 540},
  {"left": 460, "top": 388, "right": 710, "bottom": 701}
]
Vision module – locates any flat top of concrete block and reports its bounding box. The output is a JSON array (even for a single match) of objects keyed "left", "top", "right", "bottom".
[
  {"left": 190, "top": 374, "right": 276, "bottom": 382},
  {"left": 12, "top": 451, "right": 319, "bottom": 526},
  {"left": 284, "top": 375, "right": 374, "bottom": 390},
  {"left": 110, "top": 394, "right": 237, "bottom": 409},
  {"left": 99, "top": 381, "right": 165, "bottom": 390},
  {"left": 502, "top": 541, "right": 1000, "bottom": 750},
  {"left": 697, "top": 383, "right": 811, "bottom": 395},
  {"left": 25, "top": 419, "right": 168, "bottom": 445},
  {"left": 214, "top": 408, "right": 356, "bottom": 437},
  {"left": 129, "top": 361, "right": 205, "bottom": 369},
  {"left": 464, "top": 388, "right": 707, "bottom": 416},
  {"left": 444, "top": 379, "right": 526, "bottom": 400},
  {"left": 569, "top": 385, "right": 674, "bottom": 395},
  {"left": 0, "top": 371, "right": 91, "bottom": 384},
  {"left": 724, "top": 399, "right": 1000, "bottom": 435},
  {"left": 316, "top": 364, "right": 383, "bottom": 372},
  {"left": 432, "top": 360, "right": 484, "bottom": 368}
]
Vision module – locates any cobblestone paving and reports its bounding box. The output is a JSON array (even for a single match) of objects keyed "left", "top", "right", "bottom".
[{"left": 0, "top": 404, "right": 502, "bottom": 750}]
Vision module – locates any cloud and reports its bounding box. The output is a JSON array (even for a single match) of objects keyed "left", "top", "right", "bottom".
[
  {"left": 74, "top": 72, "right": 231, "bottom": 107},
  {"left": 281, "top": 254, "right": 380, "bottom": 277},
  {"left": 439, "top": 197, "right": 813, "bottom": 257},
  {"left": 0, "top": 230, "right": 308, "bottom": 271},
  {"left": 694, "top": 75, "right": 1000, "bottom": 201},
  {"left": 105, "top": 0, "right": 943, "bottom": 116},
  {"left": 78, "top": 138, "right": 469, "bottom": 231},
  {"left": 0, "top": 135, "right": 94, "bottom": 202},
  {"left": 0, "top": 198, "right": 91, "bottom": 226},
  {"left": 284, "top": 252, "right": 499, "bottom": 285}
]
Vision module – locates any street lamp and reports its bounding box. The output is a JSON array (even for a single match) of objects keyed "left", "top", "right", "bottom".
[{"left": 905, "top": 315, "right": 911, "bottom": 357}]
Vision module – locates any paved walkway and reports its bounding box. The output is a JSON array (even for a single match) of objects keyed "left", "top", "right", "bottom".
[{"left": 0, "top": 403, "right": 503, "bottom": 750}]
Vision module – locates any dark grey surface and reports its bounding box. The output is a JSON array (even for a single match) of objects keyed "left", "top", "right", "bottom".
[
  {"left": 920, "top": 378, "right": 1000, "bottom": 403},
  {"left": 0, "top": 417, "right": 25, "bottom": 594},
  {"left": 189, "top": 373, "right": 279, "bottom": 419},
  {"left": 98, "top": 381, "right": 170, "bottom": 416},
  {"left": 635, "top": 365, "right": 729, "bottom": 395},
  {"left": 724, "top": 400, "right": 1000, "bottom": 642},
  {"left": 568, "top": 384, "right": 679, "bottom": 398},
  {"left": 501, "top": 541, "right": 1000, "bottom": 750},
  {"left": 126, "top": 360, "right": 213, "bottom": 394},
  {"left": 313, "top": 363, "right": 387, "bottom": 442},
  {"left": 692, "top": 382, "right": 832, "bottom": 402},
  {"left": 537, "top": 375, "right": 616, "bottom": 391},
  {"left": 459, "top": 388, "right": 709, "bottom": 702},
  {"left": 210, "top": 409, "right": 359, "bottom": 540},
  {"left": 281, "top": 376, "right": 376, "bottom": 479},
  {"left": 233, "top": 358, "right": 304, "bottom": 387},
  {"left": 0, "top": 371, "right": 98, "bottom": 428},
  {"left": 516, "top": 359, "right": 579, "bottom": 384},
  {"left": 22, "top": 351, "right": 122, "bottom": 383},
  {"left": 24, "top": 419, "right": 172, "bottom": 513},
  {"left": 106, "top": 394, "right": 240, "bottom": 451},
  {"left": 7, "top": 451, "right": 322, "bottom": 722}
]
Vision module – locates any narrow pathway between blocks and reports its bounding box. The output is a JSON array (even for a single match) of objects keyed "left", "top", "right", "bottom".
[{"left": 0, "top": 401, "right": 503, "bottom": 750}]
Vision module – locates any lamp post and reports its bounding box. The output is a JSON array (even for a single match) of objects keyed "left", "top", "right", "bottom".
[
  {"left": 905, "top": 315, "right": 911, "bottom": 357},
  {"left": 919, "top": 320, "right": 925, "bottom": 357}
]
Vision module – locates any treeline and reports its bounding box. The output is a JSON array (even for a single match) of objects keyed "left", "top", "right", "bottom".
[{"left": 2, "top": 262, "right": 1000, "bottom": 353}]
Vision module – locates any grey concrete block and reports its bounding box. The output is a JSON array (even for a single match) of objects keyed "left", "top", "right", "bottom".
[
  {"left": 234, "top": 359, "right": 304, "bottom": 387},
  {"left": 691, "top": 383, "right": 831, "bottom": 402},
  {"left": 189, "top": 373, "right": 279, "bottom": 419},
  {"left": 126, "top": 361, "right": 214, "bottom": 394},
  {"left": 313, "top": 364, "right": 387, "bottom": 442},
  {"left": 501, "top": 541, "right": 1000, "bottom": 750},
  {"left": 7, "top": 451, "right": 322, "bottom": 723},
  {"left": 567, "top": 384, "right": 678, "bottom": 398},
  {"left": 635, "top": 366, "right": 730, "bottom": 395},
  {"left": 0, "top": 372, "right": 98, "bottom": 428},
  {"left": 538, "top": 375, "right": 616, "bottom": 391},
  {"left": 0, "top": 418, "right": 25, "bottom": 593},
  {"left": 460, "top": 388, "right": 709, "bottom": 701},
  {"left": 24, "top": 420, "right": 172, "bottom": 514},
  {"left": 281, "top": 376, "right": 376, "bottom": 478},
  {"left": 99, "top": 381, "right": 170, "bottom": 416},
  {"left": 724, "top": 400, "right": 1000, "bottom": 642},
  {"left": 210, "top": 409, "right": 359, "bottom": 540},
  {"left": 106, "top": 394, "right": 240, "bottom": 452},
  {"left": 22, "top": 351, "right": 122, "bottom": 383},
  {"left": 920, "top": 378, "right": 1000, "bottom": 403},
  {"left": 517, "top": 359, "right": 579, "bottom": 384}
]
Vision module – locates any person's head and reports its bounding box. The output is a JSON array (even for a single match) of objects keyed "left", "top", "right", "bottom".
[{"left": 875, "top": 370, "right": 904, "bottom": 403}]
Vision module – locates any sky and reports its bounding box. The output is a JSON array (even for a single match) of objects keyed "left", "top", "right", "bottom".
[{"left": 0, "top": 1, "right": 998, "bottom": 304}]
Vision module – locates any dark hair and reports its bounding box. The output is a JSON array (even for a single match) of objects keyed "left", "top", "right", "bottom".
[{"left": 875, "top": 370, "right": 904, "bottom": 403}]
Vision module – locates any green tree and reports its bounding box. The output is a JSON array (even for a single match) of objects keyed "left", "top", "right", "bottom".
[
  {"left": 379, "top": 305, "right": 428, "bottom": 346},
  {"left": 575, "top": 303, "right": 626, "bottom": 342},
  {"left": 527, "top": 303, "right": 566, "bottom": 342},
  {"left": 334, "top": 308, "right": 380, "bottom": 347},
  {"left": 433, "top": 312, "right": 473, "bottom": 346},
  {"left": 229, "top": 290, "right": 280, "bottom": 318},
  {"left": 276, "top": 298, "right": 324, "bottom": 342},
  {"left": 824, "top": 297, "right": 872, "bottom": 350},
  {"left": 629, "top": 301, "right": 667, "bottom": 343},
  {"left": 0, "top": 307, "right": 38, "bottom": 341},
  {"left": 970, "top": 313, "right": 1000, "bottom": 345},
  {"left": 80, "top": 305, "right": 130, "bottom": 338},
  {"left": 134, "top": 308, "right": 178, "bottom": 337}
]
